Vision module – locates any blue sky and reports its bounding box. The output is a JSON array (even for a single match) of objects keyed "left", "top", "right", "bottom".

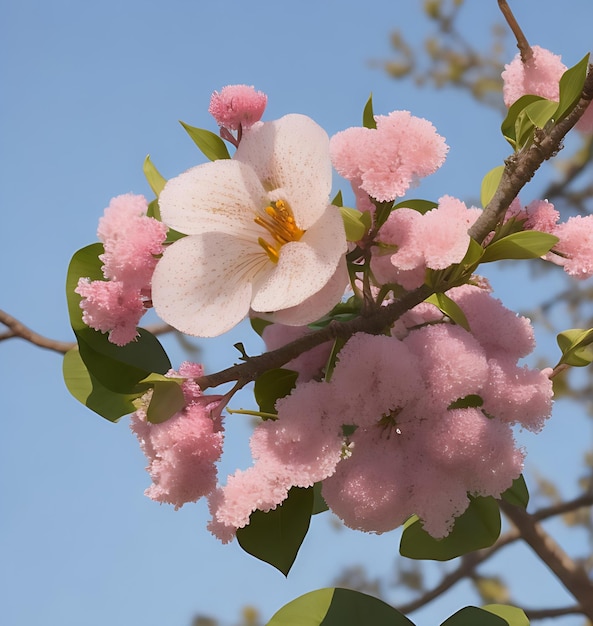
[{"left": 1, "top": 1, "right": 592, "bottom": 625}]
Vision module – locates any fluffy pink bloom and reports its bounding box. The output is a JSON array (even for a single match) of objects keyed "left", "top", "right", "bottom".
[
  {"left": 550, "top": 215, "right": 593, "bottom": 278},
  {"left": 330, "top": 111, "right": 448, "bottom": 202},
  {"left": 502, "top": 45, "right": 567, "bottom": 107},
  {"left": 98, "top": 194, "right": 168, "bottom": 289},
  {"left": 209, "top": 85, "right": 267, "bottom": 131},
  {"left": 130, "top": 362, "right": 224, "bottom": 510},
  {"left": 75, "top": 279, "right": 144, "bottom": 346},
  {"left": 372, "top": 196, "right": 480, "bottom": 289}
]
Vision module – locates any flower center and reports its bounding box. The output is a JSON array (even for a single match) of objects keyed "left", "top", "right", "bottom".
[{"left": 254, "top": 199, "right": 304, "bottom": 263}]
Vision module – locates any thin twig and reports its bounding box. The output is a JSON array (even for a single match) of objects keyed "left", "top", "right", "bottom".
[
  {"left": 524, "top": 605, "right": 584, "bottom": 620},
  {"left": 497, "top": 0, "right": 532, "bottom": 62}
]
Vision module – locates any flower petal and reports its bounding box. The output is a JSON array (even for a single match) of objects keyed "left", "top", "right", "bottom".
[
  {"left": 250, "top": 205, "right": 347, "bottom": 313},
  {"left": 158, "top": 159, "right": 267, "bottom": 237},
  {"left": 235, "top": 114, "right": 332, "bottom": 229},
  {"left": 152, "top": 233, "right": 269, "bottom": 337}
]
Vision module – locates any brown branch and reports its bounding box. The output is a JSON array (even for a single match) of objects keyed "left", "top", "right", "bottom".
[
  {"left": 500, "top": 500, "right": 593, "bottom": 620},
  {"left": 0, "top": 308, "right": 174, "bottom": 355},
  {"left": 497, "top": 0, "right": 532, "bottom": 63},
  {"left": 524, "top": 605, "right": 583, "bottom": 620},
  {"left": 532, "top": 492, "right": 593, "bottom": 522}
]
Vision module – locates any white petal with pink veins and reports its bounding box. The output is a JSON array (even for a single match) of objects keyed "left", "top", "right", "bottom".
[{"left": 152, "top": 233, "right": 269, "bottom": 337}]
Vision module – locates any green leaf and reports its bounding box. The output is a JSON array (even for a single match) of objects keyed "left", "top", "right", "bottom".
[
  {"left": 524, "top": 99, "right": 557, "bottom": 129},
  {"left": 425, "top": 293, "right": 470, "bottom": 331},
  {"left": 66, "top": 244, "right": 106, "bottom": 330},
  {"left": 400, "top": 496, "right": 501, "bottom": 561},
  {"left": 480, "top": 165, "right": 505, "bottom": 208},
  {"left": 392, "top": 199, "right": 438, "bottom": 214},
  {"left": 331, "top": 190, "right": 343, "bottom": 207},
  {"left": 448, "top": 394, "right": 483, "bottom": 410},
  {"left": 63, "top": 348, "right": 141, "bottom": 421},
  {"left": 501, "top": 94, "right": 545, "bottom": 148},
  {"left": 146, "top": 198, "right": 162, "bottom": 221},
  {"left": 483, "top": 604, "right": 529, "bottom": 626},
  {"left": 254, "top": 368, "right": 298, "bottom": 415},
  {"left": 145, "top": 380, "right": 186, "bottom": 424},
  {"left": 237, "top": 486, "right": 313, "bottom": 576},
  {"left": 362, "top": 93, "right": 376, "bottom": 129},
  {"left": 267, "top": 588, "right": 415, "bottom": 626},
  {"left": 481, "top": 231, "right": 559, "bottom": 263},
  {"left": 440, "top": 606, "right": 507, "bottom": 626},
  {"left": 143, "top": 155, "right": 166, "bottom": 196},
  {"left": 250, "top": 316, "right": 273, "bottom": 337},
  {"left": 340, "top": 206, "right": 370, "bottom": 242},
  {"left": 312, "top": 482, "right": 329, "bottom": 515},
  {"left": 556, "top": 327, "right": 593, "bottom": 366},
  {"left": 179, "top": 121, "right": 231, "bottom": 161},
  {"left": 501, "top": 475, "right": 529, "bottom": 509},
  {"left": 556, "top": 53, "right": 590, "bottom": 122}
]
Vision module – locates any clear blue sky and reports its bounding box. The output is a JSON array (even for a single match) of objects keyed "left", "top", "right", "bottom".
[{"left": 1, "top": 1, "right": 592, "bottom": 625}]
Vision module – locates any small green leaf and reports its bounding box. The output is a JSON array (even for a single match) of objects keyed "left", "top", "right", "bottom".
[
  {"left": 448, "top": 394, "right": 483, "bottom": 410},
  {"left": 312, "top": 482, "right": 329, "bottom": 515},
  {"left": 392, "top": 199, "right": 438, "bottom": 214},
  {"left": 481, "top": 231, "right": 559, "bottom": 263},
  {"left": 340, "top": 206, "right": 370, "bottom": 242},
  {"left": 556, "top": 53, "right": 590, "bottom": 122},
  {"left": 268, "top": 588, "right": 334, "bottom": 625},
  {"left": 425, "top": 293, "right": 470, "bottom": 331},
  {"left": 250, "top": 317, "right": 273, "bottom": 337},
  {"left": 332, "top": 190, "right": 343, "bottom": 207},
  {"left": 557, "top": 328, "right": 593, "bottom": 366},
  {"left": 501, "top": 475, "right": 529, "bottom": 509},
  {"left": 481, "top": 165, "right": 505, "bottom": 208},
  {"left": 524, "top": 99, "right": 557, "bottom": 129},
  {"left": 501, "top": 94, "right": 545, "bottom": 148},
  {"left": 66, "top": 244, "right": 106, "bottom": 330},
  {"left": 143, "top": 155, "right": 166, "bottom": 196},
  {"left": 324, "top": 337, "right": 347, "bottom": 383},
  {"left": 483, "top": 604, "right": 529, "bottom": 626},
  {"left": 146, "top": 198, "right": 162, "bottom": 221},
  {"left": 63, "top": 348, "right": 141, "bottom": 421},
  {"left": 254, "top": 368, "right": 298, "bottom": 414},
  {"left": 179, "top": 121, "right": 231, "bottom": 161},
  {"left": 440, "top": 606, "right": 507, "bottom": 626},
  {"left": 145, "top": 380, "right": 186, "bottom": 424},
  {"left": 237, "top": 486, "right": 313, "bottom": 576},
  {"left": 362, "top": 93, "right": 376, "bottom": 129},
  {"left": 400, "top": 496, "right": 501, "bottom": 561}
]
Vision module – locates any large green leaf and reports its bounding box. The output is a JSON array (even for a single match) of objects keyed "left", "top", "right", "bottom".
[
  {"left": 339, "top": 206, "right": 371, "bottom": 242},
  {"left": 66, "top": 244, "right": 106, "bottom": 330},
  {"left": 556, "top": 53, "right": 590, "bottom": 122},
  {"left": 440, "top": 606, "right": 507, "bottom": 626},
  {"left": 179, "top": 121, "right": 231, "bottom": 161},
  {"left": 254, "top": 368, "right": 298, "bottom": 415},
  {"left": 236, "top": 486, "right": 313, "bottom": 576},
  {"left": 501, "top": 94, "right": 545, "bottom": 148},
  {"left": 392, "top": 199, "right": 438, "bottom": 214},
  {"left": 267, "top": 588, "right": 415, "bottom": 626},
  {"left": 145, "top": 380, "right": 186, "bottom": 424},
  {"left": 524, "top": 99, "right": 557, "bottom": 129},
  {"left": 63, "top": 348, "right": 141, "bottom": 421},
  {"left": 400, "top": 496, "right": 501, "bottom": 561},
  {"left": 480, "top": 231, "right": 558, "bottom": 263},
  {"left": 483, "top": 604, "right": 529, "bottom": 626}
]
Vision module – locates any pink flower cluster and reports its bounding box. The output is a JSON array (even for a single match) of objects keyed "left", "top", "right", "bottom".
[
  {"left": 130, "top": 362, "right": 224, "bottom": 509},
  {"left": 209, "top": 84, "right": 267, "bottom": 131},
  {"left": 330, "top": 111, "right": 448, "bottom": 202},
  {"left": 75, "top": 194, "right": 168, "bottom": 345},
  {"left": 208, "top": 284, "right": 553, "bottom": 540},
  {"left": 372, "top": 196, "right": 481, "bottom": 289},
  {"left": 502, "top": 45, "right": 593, "bottom": 134},
  {"left": 508, "top": 199, "right": 593, "bottom": 278}
]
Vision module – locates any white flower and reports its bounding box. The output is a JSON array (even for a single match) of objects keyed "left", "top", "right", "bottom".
[{"left": 151, "top": 114, "right": 347, "bottom": 337}]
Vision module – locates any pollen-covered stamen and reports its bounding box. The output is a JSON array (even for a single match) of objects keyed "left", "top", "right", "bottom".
[{"left": 255, "top": 199, "right": 304, "bottom": 262}]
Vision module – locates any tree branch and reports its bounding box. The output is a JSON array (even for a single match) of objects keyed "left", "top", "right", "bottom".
[
  {"left": 497, "top": 0, "right": 532, "bottom": 63},
  {"left": 523, "top": 605, "right": 584, "bottom": 620},
  {"left": 500, "top": 500, "right": 593, "bottom": 620}
]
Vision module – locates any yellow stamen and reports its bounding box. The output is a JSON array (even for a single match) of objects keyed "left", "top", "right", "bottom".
[{"left": 255, "top": 200, "right": 304, "bottom": 263}]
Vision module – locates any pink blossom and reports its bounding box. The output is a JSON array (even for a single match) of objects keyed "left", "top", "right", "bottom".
[
  {"left": 576, "top": 103, "right": 593, "bottom": 134},
  {"left": 502, "top": 45, "right": 567, "bottom": 107},
  {"left": 330, "top": 111, "right": 448, "bottom": 202},
  {"left": 130, "top": 363, "right": 224, "bottom": 510},
  {"left": 209, "top": 84, "right": 267, "bottom": 131},
  {"left": 98, "top": 194, "right": 168, "bottom": 290},
  {"left": 75, "top": 278, "right": 144, "bottom": 346},
  {"left": 550, "top": 215, "right": 593, "bottom": 278},
  {"left": 372, "top": 196, "right": 480, "bottom": 289}
]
